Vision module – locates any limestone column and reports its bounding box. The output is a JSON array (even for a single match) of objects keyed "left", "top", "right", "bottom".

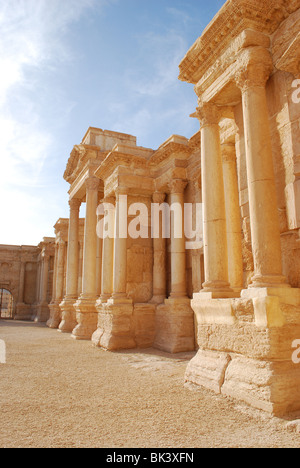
[
  {"left": 155, "top": 179, "right": 194, "bottom": 353},
  {"left": 73, "top": 177, "right": 100, "bottom": 340},
  {"left": 59, "top": 198, "right": 81, "bottom": 333},
  {"left": 236, "top": 52, "right": 288, "bottom": 288},
  {"left": 35, "top": 252, "right": 50, "bottom": 322},
  {"left": 168, "top": 180, "right": 188, "bottom": 299},
  {"left": 222, "top": 143, "right": 244, "bottom": 291},
  {"left": 92, "top": 196, "right": 115, "bottom": 347},
  {"left": 196, "top": 102, "right": 232, "bottom": 296},
  {"left": 55, "top": 240, "right": 66, "bottom": 303},
  {"left": 18, "top": 261, "right": 26, "bottom": 304},
  {"left": 93, "top": 189, "right": 134, "bottom": 350},
  {"left": 35, "top": 261, "right": 41, "bottom": 304},
  {"left": 51, "top": 245, "right": 58, "bottom": 303},
  {"left": 150, "top": 192, "right": 167, "bottom": 304},
  {"left": 112, "top": 188, "right": 130, "bottom": 302},
  {"left": 40, "top": 254, "right": 50, "bottom": 304},
  {"left": 47, "top": 244, "right": 58, "bottom": 328},
  {"left": 100, "top": 197, "right": 115, "bottom": 302}
]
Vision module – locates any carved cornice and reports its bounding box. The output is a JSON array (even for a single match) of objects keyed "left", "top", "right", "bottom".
[
  {"left": 179, "top": 0, "right": 297, "bottom": 85},
  {"left": 96, "top": 151, "right": 149, "bottom": 182},
  {"left": 150, "top": 139, "right": 192, "bottom": 167},
  {"left": 64, "top": 144, "right": 106, "bottom": 185}
]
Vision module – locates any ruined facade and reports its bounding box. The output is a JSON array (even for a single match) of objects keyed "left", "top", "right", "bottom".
[
  {"left": 0, "top": 239, "right": 55, "bottom": 321},
  {"left": 1, "top": 0, "right": 300, "bottom": 416}
]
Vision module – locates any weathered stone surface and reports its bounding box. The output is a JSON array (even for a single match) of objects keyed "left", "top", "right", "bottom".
[{"left": 185, "top": 350, "right": 231, "bottom": 394}]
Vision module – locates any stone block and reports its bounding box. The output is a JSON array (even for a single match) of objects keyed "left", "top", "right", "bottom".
[{"left": 185, "top": 349, "right": 231, "bottom": 394}]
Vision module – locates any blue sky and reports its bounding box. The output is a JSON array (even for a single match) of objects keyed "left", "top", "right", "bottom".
[{"left": 0, "top": 0, "right": 226, "bottom": 245}]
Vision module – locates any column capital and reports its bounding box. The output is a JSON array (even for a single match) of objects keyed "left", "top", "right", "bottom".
[
  {"left": 152, "top": 192, "right": 166, "bottom": 204},
  {"left": 42, "top": 253, "right": 50, "bottom": 262},
  {"left": 57, "top": 238, "right": 66, "bottom": 248},
  {"left": 168, "top": 179, "right": 188, "bottom": 194},
  {"left": 85, "top": 177, "right": 100, "bottom": 191},
  {"left": 69, "top": 198, "right": 81, "bottom": 211},
  {"left": 114, "top": 186, "right": 128, "bottom": 198},
  {"left": 235, "top": 48, "right": 273, "bottom": 92},
  {"left": 195, "top": 102, "right": 221, "bottom": 127}
]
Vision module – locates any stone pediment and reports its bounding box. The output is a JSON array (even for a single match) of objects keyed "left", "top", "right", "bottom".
[{"left": 64, "top": 144, "right": 105, "bottom": 185}]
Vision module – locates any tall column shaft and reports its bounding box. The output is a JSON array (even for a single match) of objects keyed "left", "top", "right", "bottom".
[
  {"left": 65, "top": 198, "right": 81, "bottom": 298},
  {"left": 197, "top": 103, "right": 231, "bottom": 294},
  {"left": 222, "top": 143, "right": 244, "bottom": 291},
  {"left": 51, "top": 245, "right": 58, "bottom": 303},
  {"left": 72, "top": 177, "right": 100, "bottom": 340},
  {"left": 236, "top": 52, "right": 288, "bottom": 288},
  {"left": 151, "top": 192, "right": 167, "bottom": 304},
  {"left": 18, "top": 261, "right": 26, "bottom": 303},
  {"left": 36, "top": 261, "right": 41, "bottom": 304},
  {"left": 58, "top": 199, "right": 81, "bottom": 333},
  {"left": 81, "top": 178, "right": 100, "bottom": 297},
  {"left": 169, "top": 180, "right": 188, "bottom": 299},
  {"left": 100, "top": 197, "right": 115, "bottom": 302},
  {"left": 41, "top": 254, "right": 49, "bottom": 304},
  {"left": 112, "top": 189, "right": 128, "bottom": 301},
  {"left": 55, "top": 240, "right": 66, "bottom": 302}
]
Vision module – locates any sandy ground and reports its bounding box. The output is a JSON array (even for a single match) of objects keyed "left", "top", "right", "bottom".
[{"left": 0, "top": 320, "right": 299, "bottom": 449}]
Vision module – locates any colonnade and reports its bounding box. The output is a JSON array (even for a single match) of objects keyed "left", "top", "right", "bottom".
[
  {"left": 195, "top": 48, "right": 289, "bottom": 300},
  {"left": 54, "top": 167, "right": 196, "bottom": 346}
]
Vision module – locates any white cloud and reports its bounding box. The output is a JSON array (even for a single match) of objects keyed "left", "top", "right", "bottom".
[
  {"left": 0, "top": 0, "right": 100, "bottom": 244},
  {"left": 129, "top": 30, "right": 188, "bottom": 98}
]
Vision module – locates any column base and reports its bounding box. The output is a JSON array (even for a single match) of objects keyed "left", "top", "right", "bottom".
[
  {"left": 47, "top": 302, "right": 62, "bottom": 329},
  {"left": 187, "top": 287, "right": 300, "bottom": 416},
  {"left": 72, "top": 296, "right": 98, "bottom": 341},
  {"left": 59, "top": 297, "right": 78, "bottom": 333},
  {"left": 92, "top": 299, "right": 135, "bottom": 351},
  {"left": 154, "top": 297, "right": 195, "bottom": 354},
  {"left": 149, "top": 295, "right": 166, "bottom": 305},
  {"left": 249, "top": 274, "right": 290, "bottom": 289},
  {"left": 34, "top": 303, "right": 50, "bottom": 323}
]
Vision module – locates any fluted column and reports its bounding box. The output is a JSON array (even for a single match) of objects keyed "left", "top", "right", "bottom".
[
  {"left": 150, "top": 192, "right": 167, "bottom": 304},
  {"left": 73, "top": 177, "right": 100, "bottom": 340},
  {"left": 222, "top": 143, "right": 244, "bottom": 291},
  {"left": 196, "top": 102, "right": 232, "bottom": 296},
  {"left": 235, "top": 50, "right": 288, "bottom": 289},
  {"left": 59, "top": 198, "right": 81, "bottom": 333},
  {"left": 169, "top": 180, "right": 188, "bottom": 299}
]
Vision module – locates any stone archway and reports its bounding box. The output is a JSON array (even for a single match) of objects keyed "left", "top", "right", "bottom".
[{"left": 0, "top": 288, "right": 14, "bottom": 319}]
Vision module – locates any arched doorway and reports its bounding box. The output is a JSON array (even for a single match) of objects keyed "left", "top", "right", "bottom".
[{"left": 0, "top": 289, "right": 14, "bottom": 319}]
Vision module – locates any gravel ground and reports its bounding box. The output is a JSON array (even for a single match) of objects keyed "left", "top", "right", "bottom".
[{"left": 0, "top": 320, "right": 299, "bottom": 448}]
